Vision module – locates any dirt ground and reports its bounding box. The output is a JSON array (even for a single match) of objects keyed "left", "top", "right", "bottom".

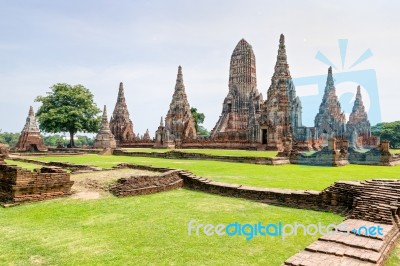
[{"left": 70, "top": 168, "right": 158, "bottom": 200}]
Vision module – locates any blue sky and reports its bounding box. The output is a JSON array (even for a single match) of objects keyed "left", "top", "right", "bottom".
[{"left": 0, "top": 0, "right": 399, "bottom": 136}]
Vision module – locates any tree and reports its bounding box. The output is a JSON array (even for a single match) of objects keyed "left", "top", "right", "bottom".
[
  {"left": 190, "top": 107, "right": 209, "bottom": 137},
  {"left": 35, "top": 83, "right": 101, "bottom": 147},
  {"left": 0, "top": 131, "right": 20, "bottom": 148},
  {"left": 371, "top": 121, "right": 400, "bottom": 148}
]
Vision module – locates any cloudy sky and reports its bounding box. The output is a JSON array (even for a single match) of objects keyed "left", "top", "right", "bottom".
[{"left": 0, "top": 0, "right": 399, "bottom": 136}]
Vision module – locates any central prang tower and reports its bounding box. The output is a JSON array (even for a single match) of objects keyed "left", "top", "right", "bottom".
[{"left": 211, "top": 39, "right": 263, "bottom": 139}]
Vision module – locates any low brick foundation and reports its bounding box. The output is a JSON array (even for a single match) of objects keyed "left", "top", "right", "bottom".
[
  {"left": 110, "top": 170, "right": 183, "bottom": 197},
  {"left": 290, "top": 144, "right": 349, "bottom": 167},
  {"left": 113, "top": 149, "right": 289, "bottom": 165},
  {"left": 348, "top": 147, "right": 400, "bottom": 166},
  {"left": 0, "top": 164, "right": 73, "bottom": 205},
  {"left": 107, "top": 163, "right": 366, "bottom": 215}
]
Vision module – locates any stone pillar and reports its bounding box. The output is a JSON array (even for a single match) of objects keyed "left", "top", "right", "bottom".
[
  {"left": 341, "top": 140, "right": 349, "bottom": 150},
  {"left": 94, "top": 105, "right": 117, "bottom": 149},
  {"left": 328, "top": 138, "right": 337, "bottom": 150},
  {"left": 381, "top": 140, "right": 390, "bottom": 153}
]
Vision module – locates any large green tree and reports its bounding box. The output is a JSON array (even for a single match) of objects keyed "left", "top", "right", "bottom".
[
  {"left": 190, "top": 107, "right": 209, "bottom": 137},
  {"left": 35, "top": 83, "right": 101, "bottom": 147},
  {"left": 371, "top": 121, "right": 400, "bottom": 148}
]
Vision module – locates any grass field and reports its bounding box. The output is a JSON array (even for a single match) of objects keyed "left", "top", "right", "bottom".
[
  {"left": 0, "top": 189, "right": 343, "bottom": 265},
  {"left": 122, "top": 148, "right": 278, "bottom": 158},
  {"left": 5, "top": 153, "right": 400, "bottom": 265},
  {"left": 5, "top": 159, "right": 43, "bottom": 171},
  {"left": 23, "top": 155, "right": 400, "bottom": 191}
]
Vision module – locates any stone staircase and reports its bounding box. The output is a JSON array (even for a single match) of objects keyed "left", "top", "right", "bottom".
[
  {"left": 350, "top": 180, "right": 400, "bottom": 225},
  {"left": 284, "top": 219, "right": 399, "bottom": 265},
  {"left": 284, "top": 180, "right": 400, "bottom": 266}
]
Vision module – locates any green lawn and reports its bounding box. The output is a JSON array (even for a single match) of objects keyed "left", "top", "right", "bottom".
[
  {"left": 121, "top": 148, "right": 169, "bottom": 153},
  {"left": 0, "top": 189, "right": 343, "bottom": 265},
  {"left": 387, "top": 244, "right": 400, "bottom": 266},
  {"left": 122, "top": 148, "right": 278, "bottom": 158},
  {"left": 391, "top": 149, "right": 400, "bottom": 154},
  {"left": 5, "top": 160, "right": 43, "bottom": 171},
  {"left": 24, "top": 155, "right": 400, "bottom": 191}
]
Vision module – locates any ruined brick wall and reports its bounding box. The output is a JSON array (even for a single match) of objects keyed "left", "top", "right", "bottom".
[
  {"left": 110, "top": 170, "right": 183, "bottom": 197},
  {"left": 0, "top": 165, "right": 73, "bottom": 204},
  {"left": 348, "top": 145, "right": 400, "bottom": 166},
  {"left": 180, "top": 172, "right": 365, "bottom": 214},
  {"left": 290, "top": 139, "right": 349, "bottom": 166},
  {"left": 181, "top": 140, "right": 261, "bottom": 150},
  {"left": 113, "top": 149, "right": 289, "bottom": 165},
  {"left": 0, "top": 144, "right": 9, "bottom": 159},
  {"left": 319, "top": 181, "right": 364, "bottom": 213}
]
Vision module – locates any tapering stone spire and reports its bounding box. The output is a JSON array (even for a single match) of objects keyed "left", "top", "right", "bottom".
[
  {"left": 351, "top": 86, "right": 365, "bottom": 115},
  {"left": 347, "top": 86, "right": 372, "bottom": 148},
  {"left": 16, "top": 106, "right": 47, "bottom": 152},
  {"left": 94, "top": 105, "right": 117, "bottom": 149},
  {"left": 314, "top": 67, "right": 346, "bottom": 139},
  {"left": 258, "top": 34, "right": 302, "bottom": 149},
  {"left": 101, "top": 105, "right": 110, "bottom": 130},
  {"left": 164, "top": 66, "right": 197, "bottom": 140},
  {"left": 22, "top": 106, "right": 40, "bottom": 133},
  {"left": 270, "top": 33, "right": 291, "bottom": 81},
  {"left": 117, "top": 82, "right": 127, "bottom": 104},
  {"left": 143, "top": 129, "right": 151, "bottom": 142},
  {"left": 175, "top": 65, "right": 184, "bottom": 91},
  {"left": 326, "top": 66, "right": 334, "bottom": 89},
  {"left": 110, "top": 82, "right": 135, "bottom": 143},
  {"left": 211, "top": 38, "right": 263, "bottom": 138},
  {"left": 160, "top": 116, "right": 164, "bottom": 127}
]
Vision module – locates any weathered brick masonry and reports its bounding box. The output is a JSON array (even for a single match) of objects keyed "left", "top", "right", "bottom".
[
  {"left": 113, "top": 149, "right": 289, "bottom": 165},
  {"left": 110, "top": 169, "right": 183, "bottom": 197},
  {"left": 0, "top": 164, "right": 73, "bottom": 204}
]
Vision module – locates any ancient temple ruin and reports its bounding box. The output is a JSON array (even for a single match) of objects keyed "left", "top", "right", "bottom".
[
  {"left": 94, "top": 105, "right": 117, "bottom": 149},
  {"left": 104, "top": 34, "right": 378, "bottom": 153},
  {"left": 0, "top": 143, "right": 8, "bottom": 163},
  {"left": 143, "top": 129, "right": 151, "bottom": 142},
  {"left": 155, "top": 117, "right": 173, "bottom": 148},
  {"left": 15, "top": 106, "right": 47, "bottom": 152},
  {"left": 110, "top": 82, "right": 135, "bottom": 144},
  {"left": 211, "top": 39, "right": 263, "bottom": 141},
  {"left": 255, "top": 34, "right": 307, "bottom": 150},
  {"left": 155, "top": 66, "right": 197, "bottom": 148},
  {"left": 346, "top": 85, "right": 377, "bottom": 149},
  {"left": 314, "top": 67, "right": 347, "bottom": 143}
]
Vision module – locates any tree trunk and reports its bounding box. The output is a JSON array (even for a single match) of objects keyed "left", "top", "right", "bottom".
[{"left": 69, "top": 131, "right": 75, "bottom": 148}]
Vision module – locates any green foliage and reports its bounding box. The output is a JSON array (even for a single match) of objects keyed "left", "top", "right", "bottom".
[
  {"left": 43, "top": 134, "right": 65, "bottom": 147},
  {"left": 0, "top": 132, "right": 20, "bottom": 148},
  {"left": 35, "top": 83, "right": 101, "bottom": 147},
  {"left": 75, "top": 135, "right": 95, "bottom": 147},
  {"left": 42, "top": 134, "right": 94, "bottom": 147},
  {"left": 197, "top": 125, "right": 210, "bottom": 137},
  {"left": 190, "top": 107, "right": 209, "bottom": 136},
  {"left": 371, "top": 121, "right": 400, "bottom": 148}
]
